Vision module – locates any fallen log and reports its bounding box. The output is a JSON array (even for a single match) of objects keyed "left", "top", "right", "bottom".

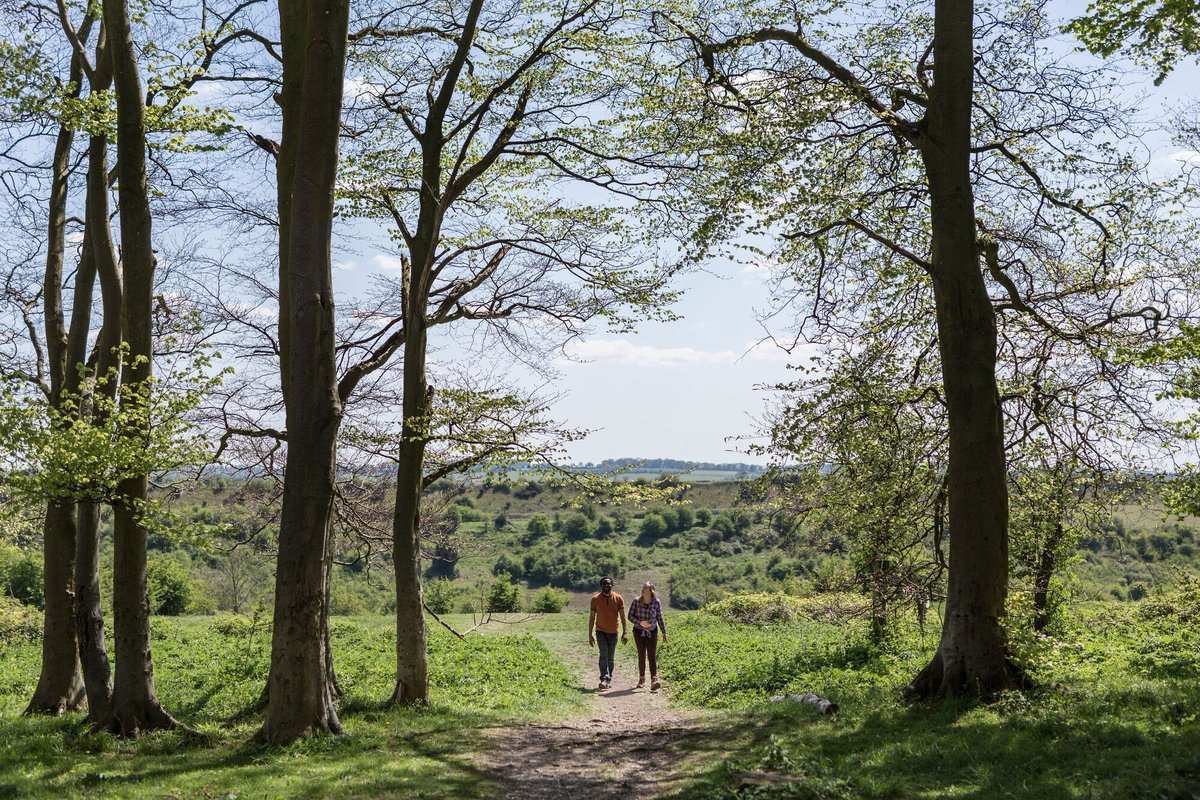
[{"left": 768, "top": 692, "right": 839, "bottom": 715}]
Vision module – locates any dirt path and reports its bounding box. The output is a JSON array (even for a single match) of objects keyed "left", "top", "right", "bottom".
[{"left": 484, "top": 637, "right": 706, "bottom": 799}]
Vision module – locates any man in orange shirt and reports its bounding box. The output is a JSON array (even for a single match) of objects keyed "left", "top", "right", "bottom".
[{"left": 588, "top": 576, "right": 627, "bottom": 690}]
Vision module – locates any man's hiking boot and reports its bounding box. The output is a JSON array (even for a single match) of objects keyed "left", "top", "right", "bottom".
[{"left": 598, "top": 680, "right": 607, "bottom": 690}]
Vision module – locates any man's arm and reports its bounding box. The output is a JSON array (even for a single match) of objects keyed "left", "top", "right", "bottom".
[
  {"left": 619, "top": 599, "right": 627, "bottom": 642},
  {"left": 588, "top": 608, "right": 596, "bottom": 647}
]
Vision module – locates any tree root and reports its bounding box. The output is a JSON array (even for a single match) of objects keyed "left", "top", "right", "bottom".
[{"left": 905, "top": 648, "right": 1035, "bottom": 703}]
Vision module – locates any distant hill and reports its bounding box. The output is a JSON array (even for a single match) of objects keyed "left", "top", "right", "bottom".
[{"left": 577, "top": 458, "right": 768, "bottom": 476}]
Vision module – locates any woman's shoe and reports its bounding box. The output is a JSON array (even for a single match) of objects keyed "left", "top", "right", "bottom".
[
  {"left": 636, "top": 679, "right": 645, "bottom": 688},
  {"left": 650, "top": 677, "right": 661, "bottom": 691}
]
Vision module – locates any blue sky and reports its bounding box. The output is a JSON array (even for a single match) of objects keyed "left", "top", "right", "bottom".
[{"left": 323, "top": 1, "right": 1200, "bottom": 466}]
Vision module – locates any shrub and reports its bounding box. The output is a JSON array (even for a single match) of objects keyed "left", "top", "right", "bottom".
[
  {"left": 562, "top": 513, "right": 595, "bottom": 541},
  {"left": 147, "top": 556, "right": 194, "bottom": 616},
  {"left": 3, "top": 554, "right": 43, "bottom": 608},
  {"left": 493, "top": 553, "right": 524, "bottom": 580},
  {"left": 424, "top": 578, "right": 460, "bottom": 615},
  {"left": 522, "top": 540, "right": 628, "bottom": 590},
  {"left": 212, "top": 614, "right": 254, "bottom": 637},
  {"left": 640, "top": 513, "right": 668, "bottom": 540},
  {"left": 486, "top": 573, "right": 522, "bottom": 613},
  {"left": 523, "top": 513, "right": 553, "bottom": 544},
  {"left": 493, "top": 513, "right": 509, "bottom": 530},
  {"left": 0, "top": 594, "right": 40, "bottom": 644},
  {"left": 528, "top": 586, "right": 570, "bottom": 613}
]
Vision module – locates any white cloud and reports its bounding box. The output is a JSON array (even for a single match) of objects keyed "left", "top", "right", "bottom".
[
  {"left": 334, "top": 260, "right": 356, "bottom": 271},
  {"left": 561, "top": 337, "right": 815, "bottom": 369},
  {"left": 563, "top": 339, "right": 733, "bottom": 367},
  {"left": 371, "top": 254, "right": 406, "bottom": 272},
  {"left": 1171, "top": 149, "right": 1200, "bottom": 165}
]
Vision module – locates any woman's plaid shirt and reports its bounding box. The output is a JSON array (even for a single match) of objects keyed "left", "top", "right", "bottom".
[{"left": 628, "top": 596, "right": 665, "bottom": 636}]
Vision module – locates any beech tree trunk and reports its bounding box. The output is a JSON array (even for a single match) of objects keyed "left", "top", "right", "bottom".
[
  {"left": 27, "top": 58, "right": 87, "bottom": 713},
  {"left": 97, "top": 0, "right": 178, "bottom": 734},
  {"left": 391, "top": 324, "right": 430, "bottom": 706},
  {"left": 907, "top": 0, "right": 1023, "bottom": 699},
  {"left": 27, "top": 503, "right": 85, "bottom": 714},
  {"left": 259, "top": 0, "right": 351, "bottom": 744},
  {"left": 75, "top": 501, "right": 112, "bottom": 721},
  {"left": 75, "top": 118, "right": 121, "bottom": 722}
]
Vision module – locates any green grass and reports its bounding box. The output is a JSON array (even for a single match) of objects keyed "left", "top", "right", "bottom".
[
  {"left": 657, "top": 602, "right": 1200, "bottom": 799},
  {"left": 0, "top": 613, "right": 586, "bottom": 799}
]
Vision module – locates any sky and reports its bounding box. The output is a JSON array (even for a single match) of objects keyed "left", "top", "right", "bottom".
[{"left": 324, "top": 1, "right": 1200, "bottom": 467}]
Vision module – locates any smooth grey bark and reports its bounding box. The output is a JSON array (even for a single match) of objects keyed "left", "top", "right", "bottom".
[
  {"left": 906, "top": 0, "right": 1024, "bottom": 699},
  {"left": 259, "top": 0, "right": 351, "bottom": 743}
]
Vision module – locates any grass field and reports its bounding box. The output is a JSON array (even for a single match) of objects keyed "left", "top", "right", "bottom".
[
  {"left": 0, "top": 613, "right": 586, "bottom": 799},
  {"left": 3, "top": 594, "right": 1200, "bottom": 799}
]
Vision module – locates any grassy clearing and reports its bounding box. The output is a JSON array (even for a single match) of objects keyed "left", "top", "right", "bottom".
[
  {"left": 657, "top": 600, "right": 1200, "bottom": 799},
  {"left": 0, "top": 613, "right": 585, "bottom": 799}
]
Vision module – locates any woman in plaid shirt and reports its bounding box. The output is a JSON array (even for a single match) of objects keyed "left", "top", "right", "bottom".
[{"left": 628, "top": 581, "right": 667, "bottom": 690}]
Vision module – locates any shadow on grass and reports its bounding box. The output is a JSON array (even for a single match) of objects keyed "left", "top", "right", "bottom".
[
  {"left": 0, "top": 705, "right": 500, "bottom": 800},
  {"left": 660, "top": 685, "right": 1200, "bottom": 800}
]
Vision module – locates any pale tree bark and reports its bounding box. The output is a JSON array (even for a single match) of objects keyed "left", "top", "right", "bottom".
[
  {"left": 906, "top": 0, "right": 1025, "bottom": 699},
  {"left": 259, "top": 0, "right": 351, "bottom": 743},
  {"left": 97, "top": 0, "right": 179, "bottom": 734}
]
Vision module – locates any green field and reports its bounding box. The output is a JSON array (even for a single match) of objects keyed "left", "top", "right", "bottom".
[{"left": 3, "top": 599, "right": 1200, "bottom": 798}]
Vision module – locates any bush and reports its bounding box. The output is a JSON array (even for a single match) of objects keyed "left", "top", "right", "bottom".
[
  {"left": 640, "top": 513, "right": 668, "bottom": 540},
  {"left": 493, "top": 553, "right": 524, "bottom": 580},
  {"left": 424, "top": 578, "right": 460, "bottom": 615},
  {"left": 528, "top": 586, "right": 570, "bottom": 613},
  {"left": 522, "top": 540, "right": 628, "bottom": 590},
  {"left": 562, "top": 513, "right": 595, "bottom": 541},
  {"left": 147, "top": 556, "right": 194, "bottom": 616},
  {"left": 486, "top": 573, "right": 522, "bottom": 613},
  {"left": 493, "top": 513, "right": 509, "bottom": 530},
  {"left": 3, "top": 554, "right": 43, "bottom": 608},
  {"left": 523, "top": 513, "right": 553, "bottom": 544},
  {"left": 0, "top": 594, "right": 40, "bottom": 644}
]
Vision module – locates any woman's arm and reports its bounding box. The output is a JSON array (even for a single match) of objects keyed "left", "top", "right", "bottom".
[{"left": 656, "top": 600, "right": 666, "bottom": 636}]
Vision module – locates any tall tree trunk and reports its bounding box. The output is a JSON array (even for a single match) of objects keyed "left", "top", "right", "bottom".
[
  {"left": 259, "top": 0, "right": 351, "bottom": 744},
  {"left": 391, "top": 323, "right": 430, "bottom": 706},
  {"left": 67, "top": 232, "right": 110, "bottom": 721},
  {"left": 27, "top": 503, "right": 85, "bottom": 714},
  {"left": 27, "top": 65, "right": 87, "bottom": 713},
  {"left": 98, "top": 0, "right": 178, "bottom": 734},
  {"left": 907, "top": 0, "right": 1023, "bottom": 699},
  {"left": 322, "top": 517, "right": 342, "bottom": 700},
  {"left": 75, "top": 500, "right": 112, "bottom": 721},
  {"left": 75, "top": 108, "right": 121, "bottom": 722},
  {"left": 274, "top": 0, "right": 306, "bottom": 412}
]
